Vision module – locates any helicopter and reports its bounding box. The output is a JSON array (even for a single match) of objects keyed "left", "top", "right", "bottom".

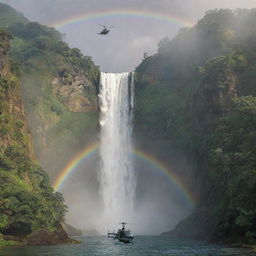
[
  {"left": 108, "top": 222, "right": 134, "bottom": 244},
  {"left": 98, "top": 25, "right": 114, "bottom": 35}
]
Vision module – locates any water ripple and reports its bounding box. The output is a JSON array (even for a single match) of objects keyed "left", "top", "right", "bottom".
[{"left": 0, "top": 236, "right": 248, "bottom": 256}]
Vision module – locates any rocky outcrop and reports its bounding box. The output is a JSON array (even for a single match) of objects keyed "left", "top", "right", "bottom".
[
  {"left": 27, "top": 225, "right": 76, "bottom": 245},
  {"left": 192, "top": 55, "right": 237, "bottom": 132},
  {"left": 30, "top": 68, "right": 99, "bottom": 179},
  {"left": 3, "top": 15, "right": 101, "bottom": 180},
  {"left": 2, "top": 225, "right": 77, "bottom": 246},
  {"left": 0, "top": 29, "right": 11, "bottom": 75},
  {"left": 0, "top": 30, "right": 31, "bottom": 152},
  {"left": 53, "top": 73, "right": 97, "bottom": 113}
]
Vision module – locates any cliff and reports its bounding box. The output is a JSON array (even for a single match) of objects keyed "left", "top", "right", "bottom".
[
  {"left": 0, "top": 3, "right": 100, "bottom": 180},
  {"left": 135, "top": 9, "right": 256, "bottom": 244},
  {"left": 0, "top": 29, "right": 71, "bottom": 247}
]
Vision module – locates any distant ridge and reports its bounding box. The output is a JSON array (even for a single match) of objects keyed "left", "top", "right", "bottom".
[{"left": 0, "top": 3, "right": 28, "bottom": 27}]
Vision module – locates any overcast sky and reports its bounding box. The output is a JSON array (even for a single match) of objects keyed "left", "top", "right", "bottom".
[{"left": 1, "top": 0, "right": 255, "bottom": 72}]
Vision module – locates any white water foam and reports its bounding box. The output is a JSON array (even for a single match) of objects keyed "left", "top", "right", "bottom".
[{"left": 98, "top": 72, "right": 136, "bottom": 228}]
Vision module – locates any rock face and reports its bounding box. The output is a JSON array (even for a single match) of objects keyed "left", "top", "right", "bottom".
[
  {"left": 192, "top": 55, "right": 237, "bottom": 132},
  {"left": 0, "top": 3, "right": 100, "bottom": 181},
  {"left": 4, "top": 17, "right": 101, "bottom": 180},
  {"left": 2, "top": 225, "right": 75, "bottom": 246},
  {"left": 27, "top": 225, "right": 74, "bottom": 245},
  {"left": 0, "top": 29, "right": 69, "bottom": 248},
  {"left": 53, "top": 74, "right": 97, "bottom": 113},
  {"left": 0, "top": 29, "right": 31, "bottom": 151},
  {"left": 0, "top": 6, "right": 100, "bottom": 240},
  {"left": 0, "top": 30, "right": 11, "bottom": 74},
  {"left": 134, "top": 9, "right": 256, "bottom": 244},
  {"left": 27, "top": 68, "right": 99, "bottom": 180}
]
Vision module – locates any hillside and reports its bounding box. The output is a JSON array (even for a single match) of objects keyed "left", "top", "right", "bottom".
[
  {"left": 0, "top": 3, "right": 100, "bottom": 180},
  {"left": 0, "top": 29, "right": 71, "bottom": 247},
  {"left": 1, "top": 2, "right": 256, "bottom": 246},
  {"left": 135, "top": 9, "right": 256, "bottom": 244}
]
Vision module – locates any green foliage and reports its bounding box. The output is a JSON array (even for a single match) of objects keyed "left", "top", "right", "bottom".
[
  {"left": 8, "top": 22, "right": 61, "bottom": 41},
  {"left": 5, "top": 15, "right": 100, "bottom": 166},
  {"left": 0, "top": 215, "right": 8, "bottom": 231},
  {"left": 206, "top": 97, "right": 256, "bottom": 242},
  {"left": 7, "top": 20, "right": 99, "bottom": 84},
  {"left": 0, "top": 27, "right": 67, "bottom": 241},
  {"left": 135, "top": 83, "right": 189, "bottom": 148},
  {"left": 0, "top": 237, "right": 18, "bottom": 247},
  {"left": 0, "top": 144, "right": 67, "bottom": 235},
  {"left": 0, "top": 3, "right": 28, "bottom": 27},
  {"left": 0, "top": 3, "right": 100, "bottom": 186},
  {"left": 0, "top": 170, "right": 67, "bottom": 235},
  {"left": 0, "top": 77, "right": 11, "bottom": 95},
  {"left": 50, "top": 111, "right": 97, "bottom": 139},
  {"left": 0, "top": 3, "right": 100, "bottom": 242},
  {"left": 135, "top": 9, "right": 256, "bottom": 244},
  {"left": 0, "top": 29, "right": 12, "bottom": 52},
  {"left": 200, "top": 53, "right": 247, "bottom": 84}
]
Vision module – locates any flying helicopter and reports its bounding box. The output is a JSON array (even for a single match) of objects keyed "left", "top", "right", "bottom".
[
  {"left": 98, "top": 25, "right": 114, "bottom": 35},
  {"left": 108, "top": 222, "right": 134, "bottom": 244}
]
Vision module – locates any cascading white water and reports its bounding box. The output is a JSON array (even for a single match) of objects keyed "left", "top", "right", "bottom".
[
  {"left": 99, "top": 72, "right": 136, "bottom": 226},
  {"left": 65, "top": 72, "right": 193, "bottom": 234}
]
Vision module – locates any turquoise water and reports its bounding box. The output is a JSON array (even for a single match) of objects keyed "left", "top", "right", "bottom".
[{"left": 0, "top": 236, "right": 247, "bottom": 256}]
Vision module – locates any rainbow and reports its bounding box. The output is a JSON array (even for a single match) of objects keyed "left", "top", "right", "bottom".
[
  {"left": 53, "top": 143, "right": 196, "bottom": 208},
  {"left": 53, "top": 142, "right": 99, "bottom": 192},
  {"left": 49, "top": 9, "right": 195, "bottom": 29},
  {"left": 133, "top": 149, "right": 195, "bottom": 207}
]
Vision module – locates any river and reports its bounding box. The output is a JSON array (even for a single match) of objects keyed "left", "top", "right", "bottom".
[{"left": 0, "top": 236, "right": 249, "bottom": 256}]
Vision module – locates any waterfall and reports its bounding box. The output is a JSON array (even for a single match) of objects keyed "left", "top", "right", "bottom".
[{"left": 99, "top": 72, "right": 136, "bottom": 225}]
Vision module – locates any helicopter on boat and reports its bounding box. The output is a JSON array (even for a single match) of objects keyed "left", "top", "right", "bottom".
[
  {"left": 108, "top": 222, "right": 134, "bottom": 244},
  {"left": 98, "top": 25, "right": 114, "bottom": 35}
]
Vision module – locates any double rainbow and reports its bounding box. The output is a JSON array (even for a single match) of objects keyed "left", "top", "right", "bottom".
[
  {"left": 53, "top": 142, "right": 196, "bottom": 208},
  {"left": 49, "top": 9, "right": 195, "bottom": 29},
  {"left": 50, "top": 8, "right": 196, "bottom": 209}
]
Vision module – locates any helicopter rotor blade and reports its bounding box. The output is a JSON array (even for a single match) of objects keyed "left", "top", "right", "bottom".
[{"left": 98, "top": 24, "right": 106, "bottom": 28}]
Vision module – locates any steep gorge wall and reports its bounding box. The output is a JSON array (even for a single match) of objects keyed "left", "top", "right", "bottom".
[
  {"left": 135, "top": 9, "right": 256, "bottom": 244},
  {"left": 20, "top": 56, "right": 100, "bottom": 180},
  {"left": 0, "top": 29, "right": 69, "bottom": 247},
  {"left": 0, "top": 3, "right": 100, "bottom": 180}
]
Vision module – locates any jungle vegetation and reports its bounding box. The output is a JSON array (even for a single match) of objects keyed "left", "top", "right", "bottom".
[
  {"left": 0, "top": 29, "right": 66, "bottom": 246},
  {"left": 0, "top": 3, "right": 100, "bottom": 179},
  {"left": 135, "top": 9, "right": 256, "bottom": 244}
]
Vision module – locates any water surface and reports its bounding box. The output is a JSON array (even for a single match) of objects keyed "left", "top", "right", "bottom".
[{"left": 0, "top": 236, "right": 247, "bottom": 256}]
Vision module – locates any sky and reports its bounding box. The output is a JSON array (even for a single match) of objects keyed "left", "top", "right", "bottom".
[
  {"left": 1, "top": 0, "right": 255, "bottom": 233},
  {"left": 1, "top": 0, "right": 255, "bottom": 72}
]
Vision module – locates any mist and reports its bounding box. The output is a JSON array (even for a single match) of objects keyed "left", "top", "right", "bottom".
[
  {"left": 1, "top": 0, "right": 255, "bottom": 71},
  {"left": 1, "top": 0, "right": 256, "bottom": 236},
  {"left": 59, "top": 152, "right": 194, "bottom": 235}
]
